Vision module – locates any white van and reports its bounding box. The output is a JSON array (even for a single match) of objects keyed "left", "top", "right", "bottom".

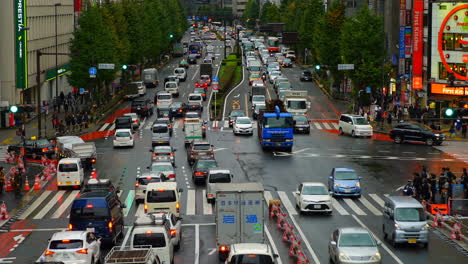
[
  {"left": 144, "top": 182, "right": 183, "bottom": 217},
  {"left": 188, "top": 93, "right": 203, "bottom": 105},
  {"left": 57, "top": 158, "right": 84, "bottom": 189},
  {"left": 164, "top": 82, "right": 179, "bottom": 97},
  {"left": 338, "top": 114, "right": 373, "bottom": 137},
  {"left": 133, "top": 81, "right": 146, "bottom": 96},
  {"left": 173, "top": 67, "right": 187, "bottom": 82}
]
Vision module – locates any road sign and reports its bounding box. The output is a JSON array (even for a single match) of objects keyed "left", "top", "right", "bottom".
[
  {"left": 212, "top": 76, "right": 219, "bottom": 82},
  {"left": 338, "top": 64, "right": 354, "bottom": 70},
  {"left": 79, "top": 88, "right": 85, "bottom": 94},
  {"left": 366, "top": 87, "right": 371, "bottom": 93},
  {"left": 89, "top": 67, "right": 97, "bottom": 78},
  {"left": 98, "top": 63, "right": 115, "bottom": 70}
]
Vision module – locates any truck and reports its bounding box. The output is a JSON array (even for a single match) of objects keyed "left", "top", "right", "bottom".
[
  {"left": 123, "top": 82, "right": 140, "bottom": 100},
  {"left": 257, "top": 100, "right": 294, "bottom": 152},
  {"left": 183, "top": 119, "right": 205, "bottom": 147},
  {"left": 200, "top": 63, "right": 213, "bottom": 79},
  {"left": 215, "top": 182, "right": 265, "bottom": 261},
  {"left": 282, "top": 90, "right": 310, "bottom": 115},
  {"left": 142, "top": 68, "right": 159, "bottom": 88},
  {"left": 56, "top": 136, "right": 97, "bottom": 168},
  {"left": 104, "top": 246, "right": 158, "bottom": 264},
  {"left": 172, "top": 43, "right": 184, "bottom": 57},
  {"left": 250, "top": 86, "right": 266, "bottom": 100}
]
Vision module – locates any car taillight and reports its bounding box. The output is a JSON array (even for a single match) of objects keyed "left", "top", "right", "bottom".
[
  {"left": 219, "top": 245, "right": 229, "bottom": 252},
  {"left": 91, "top": 158, "right": 96, "bottom": 163},
  {"left": 176, "top": 202, "right": 180, "bottom": 213},
  {"left": 168, "top": 124, "right": 172, "bottom": 128},
  {"left": 170, "top": 229, "right": 177, "bottom": 237},
  {"left": 135, "top": 182, "right": 139, "bottom": 187},
  {"left": 42, "top": 148, "right": 48, "bottom": 152},
  {"left": 144, "top": 204, "right": 148, "bottom": 213},
  {"left": 45, "top": 250, "right": 55, "bottom": 256},
  {"left": 108, "top": 221, "right": 113, "bottom": 233},
  {"left": 76, "top": 249, "right": 88, "bottom": 254},
  {"left": 168, "top": 174, "right": 175, "bottom": 178},
  {"left": 195, "top": 172, "right": 205, "bottom": 176},
  {"left": 129, "top": 136, "right": 133, "bottom": 140},
  {"left": 68, "top": 224, "right": 73, "bottom": 230},
  {"left": 134, "top": 120, "right": 138, "bottom": 123},
  {"left": 202, "top": 94, "right": 206, "bottom": 97},
  {"left": 179, "top": 109, "right": 183, "bottom": 112},
  {"left": 389, "top": 129, "right": 393, "bottom": 132},
  {"left": 153, "top": 153, "right": 157, "bottom": 157},
  {"left": 208, "top": 194, "right": 213, "bottom": 198}
]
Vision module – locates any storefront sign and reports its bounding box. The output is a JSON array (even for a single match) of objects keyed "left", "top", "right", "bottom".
[
  {"left": 15, "top": 0, "right": 28, "bottom": 89},
  {"left": 412, "top": 0, "right": 424, "bottom": 89},
  {"left": 405, "top": 27, "right": 412, "bottom": 58},
  {"left": 45, "top": 64, "right": 71, "bottom": 81},
  {"left": 399, "top": 27, "right": 406, "bottom": 58},
  {"left": 400, "top": 0, "right": 406, "bottom": 10},
  {"left": 406, "top": 10, "right": 412, "bottom": 26},
  {"left": 431, "top": 83, "right": 467, "bottom": 95}
]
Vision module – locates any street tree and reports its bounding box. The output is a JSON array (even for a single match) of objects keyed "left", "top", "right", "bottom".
[
  {"left": 243, "top": 0, "right": 260, "bottom": 28},
  {"left": 260, "top": 1, "right": 281, "bottom": 24}
]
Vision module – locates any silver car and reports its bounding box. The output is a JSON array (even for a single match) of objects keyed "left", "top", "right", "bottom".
[
  {"left": 151, "top": 145, "right": 175, "bottom": 165},
  {"left": 329, "top": 227, "right": 381, "bottom": 264},
  {"left": 135, "top": 172, "right": 165, "bottom": 203},
  {"left": 206, "top": 168, "right": 232, "bottom": 203},
  {"left": 148, "top": 161, "right": 176, "bottom": 181}
]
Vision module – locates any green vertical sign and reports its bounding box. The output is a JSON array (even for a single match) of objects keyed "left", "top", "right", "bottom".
[{"left": 15, "top": 0, "right": 28, "bottom": 89}]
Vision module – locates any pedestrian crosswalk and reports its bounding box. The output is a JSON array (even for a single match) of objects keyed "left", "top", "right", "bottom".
[{"left": 19, "top": 188, "right": 390, "bottom": 220}]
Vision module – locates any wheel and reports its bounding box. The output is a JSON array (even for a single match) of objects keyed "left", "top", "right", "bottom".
[
  {"left": 91, "top": 257, "right": 95, "bottom": 264},
  {"left": 394, "top": 135, "right": 402, "bottom": 144},
  {"left": 351, "top": 130, "right": 356, "bottom": 137},
  {"left": 307, "top": 129, "right": 310, "bottom": 134},
  {"left": 285, "top": 147, "right": 292, "bottom": 152},
  {"left": 425, "top": 138, "right": 434, "bottom": 146},
  {"left": 356, "top": 195, "right": 361, "bottom": 199},
  {"left": 339, "top": 128, "right": 344, "bottom": 135},
  {"left": 175, "top": 235, "right": 181, "bottom": 251}
]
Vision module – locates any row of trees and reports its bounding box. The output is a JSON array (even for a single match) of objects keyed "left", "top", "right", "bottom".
[
  {"left": 68, "top": 0, "right": 187, "bottom": 100},
  {"left": 242, "top": 0, "right": 387, "bottom": 96}
]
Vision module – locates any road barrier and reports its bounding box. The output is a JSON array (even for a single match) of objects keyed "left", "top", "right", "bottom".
[
  {"left": 0, "top": 201, "right": 9, "bottom": 219},
  {"left": 23, "top": 176, "right": 30, "bottom": 191},
  {"left": 288, "top": 236, "right": 301, "bottom": 257},
  {"left": 423, "top": 200, "right": 468, "bottom": 244},
  {"left": 296, "top": 250, "right": 310, "bottom": 264},
  {"left": 451, "top": 222, "right": 463, "bottom": 240}
]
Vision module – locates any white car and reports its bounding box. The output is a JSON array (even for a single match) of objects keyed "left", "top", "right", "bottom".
[
  {"left": 135, "top": 172, "right": 165, "bottom": 203},
  {"left": 233, "top": 116, "right": 253, "bottom": 135},
  {"left": 113, "top": 128, "right": 134, "bottom": 148},
  {"left": 37, "top": 231, "right": 101, "bottom": 264},
  {"left": 269, "top": 70, "right": 282, "bottom": 84},
  {"left": 164, "top": 81, "right": 179, "bottom": 97},
  {"left": 124, "top": 112, "right": 140, "bottom": 130},
  {"left": 251, "top": 80, "right": 265, "bottom": 88},
  {"left": 338, "top": 114, "right": 373, "bottom": 137},
  {"left": 188, "top": 93, "right": 203, "bottom": 105},
  {"left": 252, "top": 95, "right": 266, "bottom": 106},
  {"left": 294, "top": 182, "right": 333, "bottom": 214},
  {"left": 134, "top": 81, "right": 146, "bottom": 96},
  {"left": 174, "top": 67, "right": 187, "bottom": 82},
  {"left": 153, "top": 212, "right": 182, "bottom": 250}
]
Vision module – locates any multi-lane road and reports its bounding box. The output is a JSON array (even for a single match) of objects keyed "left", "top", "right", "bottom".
[{"left": 0, "top": 34, "right": 467, "bottom": 264}]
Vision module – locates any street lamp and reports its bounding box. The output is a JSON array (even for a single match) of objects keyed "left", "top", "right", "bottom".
[{"left": 55, "top": 3, "right": 61, "bottom": 99}]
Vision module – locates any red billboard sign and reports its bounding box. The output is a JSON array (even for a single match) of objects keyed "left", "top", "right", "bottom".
[{"left": 412, "top": 0, "right": 424, "bottom": 89}]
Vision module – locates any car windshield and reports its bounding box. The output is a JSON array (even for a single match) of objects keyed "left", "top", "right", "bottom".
[
  {"left": 253, "top": 80, "right": 264, "bottom": 85},
  {"left": 151, "top": 164, "right": 173, "bottom": 172},
  {"left": 194, "top": 144, "right": 211, "bottom": 150},
  {"left": 264, "top": 116, "right": 294, "bottom": 129},
  {"left": 339, "top": 233, "right": 375, "bottom": 247},
  {"left": 152, "top": 126, "right": 168, "bottom": 133},
  {"left": 230, "top": 254, "right": 274, "bottom": 264},
  {"left": 189, "top": 95, "right": 201, "bottom": 101},
  {"left": 166, "top": 83, "right": 177, "bottom": 88},
  {"left": 49, "top": 240, "right": 83, "bottom": 250},
  {"left": 354, "top": 117, "right": 369, "bottom": 125},
  {"left": 138, "top": 177, "right": 162, "bottom": 185},
  {"left": 158, "top": 95, "right": 171, "bottom": 100},
  {"left": 271, "top": 72, "right": 281, "bottom": 76},
  {"left": 147, "top": 190, "right": 176, "bottom": 203},
  {"left": 335, "top": 171, "right": 358, "bottom": 180},
  {"left": 209, "top": 173, "right": 232, "bottom": 183},
  {"left": 302, "top": 186, "right": 328, "bottom": 195},
  {"left": 133, "top": 233, "right": 166, "bottom": 248},
  {"left": 303, "top": 71, "right": 311, "bottom": 76},
  {"left": 116, "top": 131, "right": 131, "bottom": 137},
  {"left": 287, "top": 101, "right": 307, "bottom": 110},
  {"left": 170, "top": 103, "right": 182, "bottom": 108},
  {"left": 58, "top": 163, "right": 78, "bottom": 172},
  {"left": 194, "top": 89, "right": 205, "bottom": 93},
  {"left": 237, "top": 118, "right": 251, "bottom": 124},
  {"left": 197, "top": 160, "right": 217, "bottom": 168},
  {"left": 231, "top": 111, "right": 246, "bottom": 117},
  {"left": 395, "top": 208, "right": 426, "bottom": 221},
  {"left": 132, "top": 101, "right": 145, "bottom": 106},
  {"left": 70, "top": 207, "right": 109, "bottom": 222},
  {"left": 175, "top": 69, "right": 184, "bottom": 73},
  {"left": 293, "top": 115, "right": 308, "bottom": 122}
]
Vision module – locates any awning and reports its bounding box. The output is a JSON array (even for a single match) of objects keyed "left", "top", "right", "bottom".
[{"left": 45, "top": 64, "right": 71, "bottom": 81}]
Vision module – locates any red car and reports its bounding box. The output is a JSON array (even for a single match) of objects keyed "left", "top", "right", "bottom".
[{"left": 195, "top": 79, "right": 209, "bottom": 89}]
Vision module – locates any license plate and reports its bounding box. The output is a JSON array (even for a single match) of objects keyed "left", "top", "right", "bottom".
[
  {"left": 86, "top": 227, "right": 95, "bottom": 233},
  {"left": 408, "top": 238, "right": 417, "bottom": 244},
  {"left": 314, "top": 205, "right": 321, "bottom": 209},
  {"left": 66, "top": 181, "right": 72, "bottom": 185},
  {"left": 298, "top": 128, "right": 303, "bottom": 130},
  {"left": 158, "top": 141, "right": 164, "bottom": 143},
  {"left": 275, "top": 143, "right": 282, "bottom": 146},
  {"left": 344, "top": 189, "right": 351, "bottom": 193}
]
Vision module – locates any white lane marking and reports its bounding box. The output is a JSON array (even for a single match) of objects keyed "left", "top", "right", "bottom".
[
  {"left": 331, "top": 123, "right": 339, "bottom": 129},
  {"left": 343, "top": 198, "right": 366, "bottom": 215},
  {"left": 51, "top": 190, "right": 80, "bottom": 218},
  {"left": 145, "top": 122, "right": 152, "bottom": 130},
  {"left": 313, "top": 122, "right": 322, "bottom": 129},
  {"left": 186, "top": 189, "right": 196, "bottom": 215},
  {"left": 139, "top": 117, "right": 146, "bottom": 130},
  {"left": 377, "top": 150, "right": 390, "bottom": 153},
  {"left": 173, "top": 120, "right": 180, "bottom": 129},
  {"left": 331, "top": 198, "right": 349, "bottom": 215},
  {"left": 108, "top": 123, "right": 116, "bottom": 131},
  {"left": 265, "top": 225, "right": 283, "bottom": 264},
  {"left": 194, "top": 224, "right": 200, "bottom": 264},
  {"left": 359, "top": 196, "right": 382, "bottom": 216},
  {"left": 19, "top": 191, "right": 52, "bottom": 219},
  {"left": 202, "top": 190, "right": 212, "bottom": 215},
  {"left": 34, "top": 191, "right": 65, "bottom": 219},
  {"left": 245, "top": 94, "right": 249, "bottom": 116},
  {"left": 0, "top": 257, "right": 16, "bottom": 263},
  {"left": 192, "top": 67, "right": 199, "bottom": 81},
  {"left": 264, "top": 191, "right": 273, "bottom": 204},
  {"left": 352, "top": 215, "right": 404, "bottom": 264},
  {"left": 99, "top": 123, "right": 110, "bottom": 131},
  {"left": 322, "top": 122, "right": 331, "bottom": 129},
  {"left": 222, "top": 54, "right": 245, "bottom": 120},
  {"left": 369, "top": 194, "right": 385, "bottom": 207},
  {"left": 223, "top": 121, "right": 229, "bottom": 128},
  {"left": 121, "top": 225, "right": 134, "bottom": 249},
  {"left": 277, "top": 191, "right": 297, "bottom": 215}
]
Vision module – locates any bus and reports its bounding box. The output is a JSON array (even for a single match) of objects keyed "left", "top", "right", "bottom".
[
  {"left": 189, "top": 43, "right": 202, "bottom": 58},
  {"left": 267, "top": 37, "right": 280, "bottom": 52}
]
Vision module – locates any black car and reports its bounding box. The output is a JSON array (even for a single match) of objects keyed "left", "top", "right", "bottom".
[
  {"left": 300, "top": 70, "right": 312, "bottom": 81},
  {"left": 389, "top": 123, "right": 445, "bottom": 146},
  {"left": 293, "top": 115, "right": 311, "bottom": 134},
  {"left": 188, "top": 54, "right": 198, "bottom": 64},
  {"left": 169, "top": 102, "right": 187, "bottom": 117},
  {"left": 157, "top": 107, "right": 173, "bottom": 121},
  {"left": 8, "top": 138, "right": 55, "bottom": 159},
  {"left": 228, "top": 110, "right": 246, "bottom": 127},
  {"left": 192, "top": 158, "right": 218, "bottom": 185},
  {"left": 188, "top": 102, "right": 203, "bottom": 113},
  {"left": 131, "top": 99, "right": 154, "bottom": 117}
]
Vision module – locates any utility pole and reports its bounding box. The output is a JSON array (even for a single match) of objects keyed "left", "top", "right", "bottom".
[
  {"left": 55, "top": 3, "right": 61, "bottom": 99},
  {"left": 223, "top": 18, "right": 227, "bottom": 59}
]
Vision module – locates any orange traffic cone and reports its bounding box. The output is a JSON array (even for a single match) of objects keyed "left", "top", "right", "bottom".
[
  {"left": 23, "top": 176, "right": 31, "bottom": 191},
  {"left": 0, "top": 202, "right": 9, "bottom": 220},
  {"left": 5, "top": 176, "right": 13, "bottom": 192},
  {"left": 33, "top": 175, "right": 41, "bottom": 190},
  {"left": 91, "top": 168, "right": 98, "bottom": 179}
]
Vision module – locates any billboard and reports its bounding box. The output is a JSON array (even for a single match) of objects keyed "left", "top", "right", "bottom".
[
  {"left": 15, "top": 0, "right": 28, "bottom": 89},
  {"left": 412, "top": 0, "right": 424, "bottom": 89}
]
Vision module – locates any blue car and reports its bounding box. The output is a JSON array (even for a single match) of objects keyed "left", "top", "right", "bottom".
[{"left": 328, "top": 167, "right": 362, "bottom": 198}]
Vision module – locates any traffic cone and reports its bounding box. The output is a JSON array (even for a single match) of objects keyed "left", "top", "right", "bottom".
[
  {"left": 0, "top": 202, "right": 9, "bottom": 220},
  {"left": 23, "top": 176, "right": 31, "bottom": 191},
  {"left": 33, "top": 175, "right": 41, "bottom": 190},
  {"left": 91, "top": 168, "right": 98, "bottom": 179},
  {"left": 5, "top": 176, "right": 13, "bottom": 192}
]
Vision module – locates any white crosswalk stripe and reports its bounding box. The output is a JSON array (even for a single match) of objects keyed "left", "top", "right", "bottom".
[
  {"left": 342, "top": 198, "right": 366, "bottom": 215},
  {"left": 34, "top": 191, "right": 65, "bottom": 219},
  {"left": 0, "top": 146, "right": 8, "bottom": 162},
  {"left": 99, "top": 123, "right": 111, "bottom": 131},
  {"left": 186, "top": 189, "right": 196, "bottom": 215},
  {"left": 19, "top": 191, "right": 53, "bottom": 219},
  {"left": 277, "top": 191, "right": 297, "bottom": 215},
  {"left": 359, "top": 196, "right": 382, "bottom": 216},
  {"left": 369, "top": 193, "right": 385, "bottom": 207},
  {"left": 51, "top": 190, "right": 80, "bottom": 218},
  {"left": 145, "top": 122, "right": 153, "bottom": 130},
  {"left": 331, "top": 198, "right": 349, "bottom": 215},
  {"left": 202, "top": 190, "right": 212, "bottom": 215},
  {"left": 322, "top": 122, "right": 331, "bottom": 129}
]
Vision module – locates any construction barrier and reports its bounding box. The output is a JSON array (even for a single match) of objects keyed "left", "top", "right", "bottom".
[
  {"left": 450, "top": 222, "right": 463, "bottom": 241},
  {"left": 289, "top": 236, "right": 301, "bottom": 257},
  {"left": 432, "top": 211, "right": 444, "bottom": 227},
  {"left": 430, "top": 203, "right": 449, "bottom": 215},
  {"left": 282, "top": 223, "right": 294, "bottom": 243},
  {"left": 296, "top": 250, "right": 310, "bottom": 264},
  {"left": 33, "top": 175, "right": 41, "bottom": 190},
  {"left": 276, "top": 213, "right": 288, "bottom": 230},
  {"left": 269, "top": 200, "right": 281, "bottom": 218},
  {"left": 0, "top": 201, "right": 9, "bottom": 220},
  {"left": 23, "top": 176, "right": 30, "bottom": 191}
]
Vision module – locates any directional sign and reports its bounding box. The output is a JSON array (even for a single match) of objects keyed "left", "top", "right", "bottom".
[
  {"left": 338, "top": 64, "right": 354, "bottom": 70},
  {"left": 212, "top": 76, "right": 219, "bottom": 82},
  {"left": 98, "top": 63, "right": 115, "bottom": 70},
  {"left": 89, "top": 67, "right": 97, "bottom": 78}
]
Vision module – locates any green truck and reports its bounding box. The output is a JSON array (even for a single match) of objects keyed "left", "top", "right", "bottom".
[{"left": 173, "top": 43, "right": 184, "bottom": 57}]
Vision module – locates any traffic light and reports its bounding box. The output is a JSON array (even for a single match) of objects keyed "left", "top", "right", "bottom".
[
  {"left": 169, "top": 34, "right": 174, "bottom": 39},
  {"left": 121, "top": 64, "right": 128, "bottom": 70},
  {"left": 10, "top": 105, "right": 18, "bottom": 113},
  {"left": 444, "top": 108, "right": 455, "bottom": 117},
  {"left": 315, "top": 65, "right": 321, "bottom": 70}
]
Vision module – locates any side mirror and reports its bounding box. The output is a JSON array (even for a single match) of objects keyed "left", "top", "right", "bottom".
[
  {"left": 211, "top": 144, "right": 214, "bottom": 147},
  {"left": 330, "top": 241, "right": 337, "bottom": 246},
  {"left": 294, "top": 190, "right": 300, "bottom": 195},
  {"left": 178, "top": 188, "right": 184, "bottom": 193},
  {"left": 146, "top": 166, "right": 150, "bottom": 169},
  {"left": 173, "top": 149, "right": 177, "bottom": 152},
  {"left": 377, "top": 241, "right": 382, "bottom": 246},
  {"left": 120, "top": 203, "right": 127, "bottom": 209},
  {"left": 178, "top": 217, "right": 183, "bottom": 221},
  {"left": 329, "top": 176, "right": 333, "bottom": 179},
  {"left": 149, "top": 149, "right": 153, "bottom": 152},
  {"left": 273, "top": 254, "right": 279, "bottom": 258}
]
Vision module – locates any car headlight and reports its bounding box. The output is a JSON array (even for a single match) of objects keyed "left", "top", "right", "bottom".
[
  {"left": 264, "top": 139, "right": 271, "bottom": 142},
  {"left": 285, "top": 139, "right": 293, "bottom": 142},
  {"left": 339, "top": 252, "right": 350, "bottom": 261},
  {"left": 355, "top": 182, "right": 360, "bottom": 187},
  {"left": 334, "top": 183, "right": 340, "bottom": 187},
  {"left": 395, "top": 224, "right": 400, "bottom": 230},
  {"left": 421, "top": 224, "right": 429, "bottom": 231},
  {"left": 370, "top": 252, "right": 381, "bottom": 261},
  {"left": 435, "top": 134, "right": 440, "bottom": 137}
]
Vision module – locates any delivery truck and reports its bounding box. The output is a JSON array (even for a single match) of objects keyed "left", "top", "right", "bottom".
[{"left": 104, "top": 246, "right": 158, "bottom": 264}]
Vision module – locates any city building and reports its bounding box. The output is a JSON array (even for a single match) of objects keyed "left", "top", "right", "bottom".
[
  {"left": 222, "top": 0, "right": 249, "bottom": 16},
  {"left": 0, "top": 0, "right": 75, "bottom": 109}
]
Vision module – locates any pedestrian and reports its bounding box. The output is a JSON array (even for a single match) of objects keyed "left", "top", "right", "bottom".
[
  {"left": 413, "top": 173, "right": 422, "bottom": 200},
  {"left": 52, "top": 112, "right": 58, "bottom": 129},
  {"left": 462, "top": 122, "right": 467, "bottom": 138},
  {"left": 449, "top": 124, "right": 456, "bottom": 138},
  {"left": 76, "top": 112, "right": 83, "bottom": 132},
  {"left": 83, "top": 111, "right": 89, "bottom": 129},
  {"left": 0, "top": 167, "right": 5, "bottom": 194},
  {"left": 421, "top": 179, "right": 431, "bottom": 201},
  {"left": 402, "top": 181, "right": 414, "bottom": 196},
  {"left": 387, "top": 112, "right": 392, "bottom": 125},
  {"left": 429, "top": 174, "right": 438, "bottom": 203},
  {"left": 64, "top": 98, "right": 69, "bottom": 112},
  {"left": 421, "top": 166, "right": 428, "bottom": 179}
]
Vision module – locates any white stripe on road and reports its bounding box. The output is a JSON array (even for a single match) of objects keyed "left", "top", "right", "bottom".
[
  {"left": 139, "top": 118, "right": 146, "bottom": 130},
  {"left": 331, "top": 198, "right": 349, "bottom": 215},
  {"left": 108, "top": 123, "right": 116, "bottom": 131},
  {"left": 120, "top": 225, "right": 133, "bottom": 249},
  {"left": 359, "top": 196, "right": 382, "bottom": 216},
  {"left": 202, "top": 190, "right": 212, "bottom": 215},
  {"left": 265, "top": 225, "right": 283, "bottom": 264},
  {"left": 313, "top": 122, "right": 322, "bottom": 129},
  {"left": 99, "top": 123, "right": 111, "bottom": 131},
  {"left": 369, "top": 193, "right": 385, "bottom": 207},
  {"left": 264, "top": 191, "right": 273, "bottom": 205},
  {"left": 34, "top": 191, "right": 65, "bottom": 219},
  {"left": 51, "top": 190, "right": 80, "bottom": 218},
  {"left": 194, "top": 224, "right": 200, "bottom": 264},
  {"left": 343, "top": 198, "right": 366, "bottom": 215},
  {"left": 322, "top": 122, "right": 331, "bottom": 129},
  {"left": 277, "top": 191, "right": 297, "bottom": 215},
  {"left": 192, "top": 68, "right": 200, "bottom": 81},
  {"left": 145, "top": 122, "right": 152, "bottom": 130},
  {"left": 19, "top": 191, "right": 52, "bottom": 219},
  {"left": 352, "top": 215, "right": 404, "bottom": 264},
  {"left": 223, "top": 121, "right": 229, "bottom": 128},
  {"left": 186, "top": 189, "right": 196, "bottom": 215}
]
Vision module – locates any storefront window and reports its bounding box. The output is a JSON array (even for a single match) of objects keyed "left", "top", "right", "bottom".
[{"left": 439, "top": 62, "right": 468, "bottom": 79}]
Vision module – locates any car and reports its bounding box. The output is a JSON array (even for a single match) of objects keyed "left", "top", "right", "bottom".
[
  {"left": 152, "top": 212, "right": 182, "bottom": 251},
  {"left": 329, "top": 227, "right": 382, "bottom": 264},
  {"left": 135, "top": 172, "right": 166, "bottom": 203},
  {"left": 184, "top": 111, "right": 201, "bottom": 120},
  {"left": 276, "top": 55, "right": 286, "bottom": 64},
  {"left": 154, "top": 118, "right": 173, "bottom": 136},
  {"left": 192, "top": 158, "right": 218, "bottom": 184},
  {"left": 131, "top": 99, "right": 154, "bottom": 117},
  {"left": 282, "top": 58, "right": 292, "bottom": 67},
  {"left": 155, "top": 91, "right": 173, "bottom": 106},
  {"left": 195, "top": 79, "right": 209, "bottom": 89},
  {"left": 249, "top": 73, "right": 262, "bottom": 84},
  {"left": 187, "top": 102, "right": 203, "bottom": 113},
  {"left": 193, "top": 87, "right": 207, "bottom": 100},
  {"left": 164, "top": 81, "right": 179, "bottom": 97},
  {"left": 169, "top": 102, "right": 187, "bottom": 117},
  {"left": 164, "top": 75, "right": 179, "bottom": 85},
  {"left": 156, "top": 107, "right": 173, "bottom": 121},
  {"left": 179, "top": 59, "right": 189, "bottom": 68},
  {"left": 228, "top": 109, "right": 247, "bottom": 127},
  {"left": 174, "top": 67, "right": 187, "bottom": 81},
  {"left": 300, "top": 70, "right": 313, "bottom": 81},
  {"left": 206, "top": 168, "right": 232, "bottom": 203},
  {"left": 277, "top": 82, "right": 293, "bottom": 93},
  {"left": 293, "top": 115, "right": 311, "bottom": 134},
  {"left": 188, "top": 93, "right": 204, "bottom": 106},
  {"left": 252, "top": 95, "right": 266, "bottom": 106},
  {"left": 187, "top": 140, "right": 215, "bottom": 166},
  {"left": 252, "top": 103, "right": 266, "bottom": 120},
  {"left": 286, "top": 50, "right": 296, "bottom": 61},
  {"left": 37, "top": 231, "right": 101, "bottom": 264},
  {"left": 203, "top": 58, "right": 213, "bottom": 64},
  {"left": 188, "top": 54, "right": 198, "bottom": 64},
  {"left": 200, "top": 75, "right": 211, "bottom": 85},
  {"left": 8, "top": 137, "right": 55, "bottom": 159},
  {"left": 113, "top": 128, "right": 134, "bottom": 148},
  {"left": 151, "top": 145, "right": 175, "bottom": 165},
  {"left": 148, "top": 161, "right": 176, "bottom": 181},
  {"left": 251, "top": 79, "right": 265, "bottom": 88},
  {"left": 294, "top": 182, "right": 332, "bottom": 214},
  {"left": 233, "top": 116, "right": 254, "bottom": 135},
  {"left": 338, "top": 114, "right": 373, "bottom": 137},
  {"left": 273, "top": 77, "right": 289, "bottom": 90},
  {"left": 328, "top": 168, "right": 362, "bottom": 198},
  {"left": 269, "top": 70, "right": 282, "bottom": 83},
  {"left": 123, "top": 112, "right": 140, "bottom": 129},
  {"left": 389, "top": 122, "right": 445, "bottom": 146},
  {"left": 151, "top": 123, "right": 171, "bottom": 147}
]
